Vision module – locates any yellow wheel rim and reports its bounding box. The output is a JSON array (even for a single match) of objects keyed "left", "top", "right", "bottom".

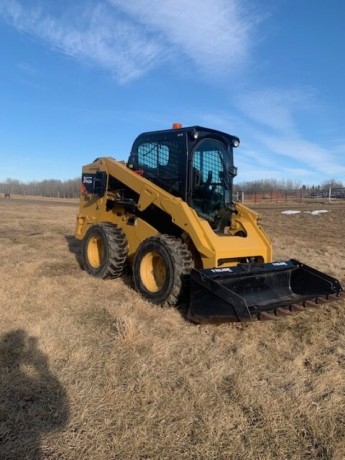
[
  {"left": 140, "top": 252, "right": 167, "bottom": 293},
  {"left": 87, "top": 236, "right": 104, "bottom": 268}
]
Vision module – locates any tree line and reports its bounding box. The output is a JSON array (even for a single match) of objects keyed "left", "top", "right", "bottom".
[
  {"left": 0, "top": 176, "right": 343, "bottom": 199},
  {"left": 0, "top": 178, "right": 80, "bottom": 198}
]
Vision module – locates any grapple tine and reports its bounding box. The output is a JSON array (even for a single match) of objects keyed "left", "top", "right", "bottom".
[
  {"left": 303, "top": 300, "right": 320, "bottom": 309},
  {"left": 258, "top": 311, "right": 278, "bottom": 321},
  {"left": 276, "top": 307, "right": 293, "bottom": 316},
  {"left": 327, "top": 293, "right": 335, "bottom": 301},
  {"left": 328, "top": 291, "right": 345, "bottom": 302},
  {"left": 315, "top": 297, "right": 328, "bottom": 305},
  {"left": 290, "top": 303, "right": 305, "bottom": 312}
]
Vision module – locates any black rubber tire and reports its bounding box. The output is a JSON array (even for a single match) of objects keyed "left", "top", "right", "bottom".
[
  {"left": 133, "top": 235, "right": 194, "bottom": 307},
  {"left": 81, "top": 223, "right": 128, "bottom": 279}
]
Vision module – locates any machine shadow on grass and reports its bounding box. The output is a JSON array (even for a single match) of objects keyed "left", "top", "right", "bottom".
[{"left": 0, "top": 330, "right": 69, "bottom": 460}]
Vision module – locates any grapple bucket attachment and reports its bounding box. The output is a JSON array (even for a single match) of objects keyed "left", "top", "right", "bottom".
[{"left": 188, "top": 259, "right": 344, "bottom": 323}]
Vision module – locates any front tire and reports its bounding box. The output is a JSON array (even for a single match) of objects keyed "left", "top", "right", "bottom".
[
  {"left": 81, "top": 223, "right": 128, "bottom": 279},
  {"left": 133, "top": 235, "right": 194, "bottom": 307}
]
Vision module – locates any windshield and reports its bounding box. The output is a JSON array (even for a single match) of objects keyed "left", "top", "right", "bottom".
[{"left": 191, "top": 138, "right": 232, "bottom": 228}]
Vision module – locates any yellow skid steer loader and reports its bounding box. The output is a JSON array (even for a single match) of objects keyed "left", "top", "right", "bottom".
[{"left": 75, "top": 124, "right": 344, "bottom": 322}]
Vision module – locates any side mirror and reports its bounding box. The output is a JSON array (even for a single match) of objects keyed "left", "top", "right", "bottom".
[{"left": 229, "top": 166, "right": 237, "bottom": 178}]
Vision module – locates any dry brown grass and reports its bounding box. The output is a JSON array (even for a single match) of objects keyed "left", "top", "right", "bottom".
[{"left": 1, "top": 198, "right": 345, "bottom": 459}]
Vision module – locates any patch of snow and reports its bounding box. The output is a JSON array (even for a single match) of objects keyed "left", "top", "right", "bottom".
[
  {"left": 303, "top": 210, "right": 329, "bottom": 215},
  {"left": 281, "top": 210, "right": 301, "bottom": 215},
  {"left": 282, "top": 209, "right": 330, "bottom": 216},
  {"left": 310, "top": 210, "right": 329, "bottom": 215}
]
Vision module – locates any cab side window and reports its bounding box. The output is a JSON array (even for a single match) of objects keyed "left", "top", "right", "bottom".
[
  {"left": 136, "top": 140, "right": 181, "bottom": 196},
  {"left": 138, "top": 143, "right": 169, "bottom": 169}
]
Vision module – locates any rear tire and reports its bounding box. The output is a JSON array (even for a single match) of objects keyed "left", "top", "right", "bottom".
[
  {"left": 133, "top": 235, "right": 194, "bottom": 306},
  {"left": 81, "top": 223, "right": 128, "bottom": 279}
]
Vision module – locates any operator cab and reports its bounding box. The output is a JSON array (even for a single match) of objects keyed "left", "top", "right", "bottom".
[{"left": 128, "top": 124, "right": 239, "bottom": 233}]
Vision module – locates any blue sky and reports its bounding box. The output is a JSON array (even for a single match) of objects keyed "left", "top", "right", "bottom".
[{"left": 0, "top": 0, "right": 344, "bottom": 185}]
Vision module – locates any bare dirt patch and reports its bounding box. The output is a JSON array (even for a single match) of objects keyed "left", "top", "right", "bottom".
[{"left": 1, "top": 200, "right": 345, "bottom": 459}]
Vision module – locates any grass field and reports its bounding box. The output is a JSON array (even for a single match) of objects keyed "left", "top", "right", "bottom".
[{"left": 1, "top": 198, "right": 345, "bottom": 459}]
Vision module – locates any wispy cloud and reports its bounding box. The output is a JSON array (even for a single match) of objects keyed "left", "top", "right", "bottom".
[
  {"left": 109, "top": 0, "right": 260, "bottom": 76},
  {"left": 236, "top": 87, "right": 316, "bottom": 132},
  {"left": 0, "top": 0, "right": 261, "bottom": 83},
  {"left": 0, "top": 1, "right": 164, "bottom": 83},
  {"left": 17, "top": 62, "right": 39, "bottom": 76},
  {"left": 254, "top": 133, "right": 344, "bottom": 175},
  {"left": 234, "top": 87, "right": 345, "bottom": 182}
]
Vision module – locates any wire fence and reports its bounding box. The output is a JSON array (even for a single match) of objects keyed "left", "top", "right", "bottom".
[{"left": 234, "top": 187, "right": 345, "bottom": 203}]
